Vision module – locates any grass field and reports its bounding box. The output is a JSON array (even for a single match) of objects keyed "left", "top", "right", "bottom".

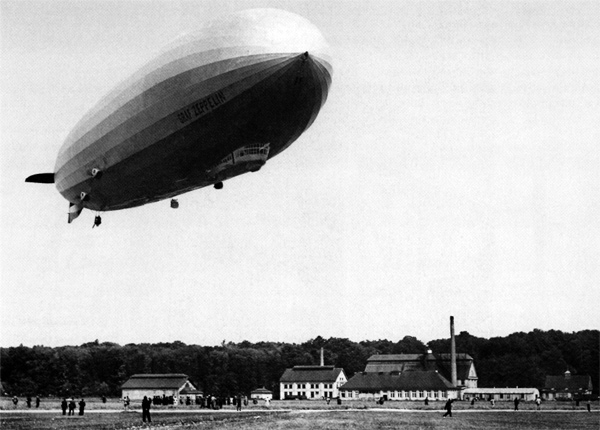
[
  {"left": 1, "top": 409, "right": 598, "bottom": 430},
  {"left": 2, "top": 397, "right": 597, "bottom": 411},
  {"left": 1, "top": 398, "right": 599, "bottom": 430}
]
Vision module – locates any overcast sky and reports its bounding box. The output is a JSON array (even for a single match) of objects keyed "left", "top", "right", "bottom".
[{"left": 1, "top": 0, "right": 599, "bottom": 348}]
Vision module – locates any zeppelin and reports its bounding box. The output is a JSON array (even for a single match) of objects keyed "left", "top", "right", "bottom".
[{"left": 26, "top": 8, "right": 333, "bottom": 224}]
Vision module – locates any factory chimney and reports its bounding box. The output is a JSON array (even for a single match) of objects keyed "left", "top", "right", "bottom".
[
  {"left": 320, "top": 347, "right": 324, "bottom": 367},
  {"left": 450, "top": 316, "right": 457, "bottom": 387}
]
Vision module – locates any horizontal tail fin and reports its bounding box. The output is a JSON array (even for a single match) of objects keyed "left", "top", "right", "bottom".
[{"left": 26, "top": 173, "right": 55, "bottom": 183}]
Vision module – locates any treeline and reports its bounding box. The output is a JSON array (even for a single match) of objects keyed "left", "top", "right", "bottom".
[{"left": 1, "top": 329, "right": 597, "bottom": 398}]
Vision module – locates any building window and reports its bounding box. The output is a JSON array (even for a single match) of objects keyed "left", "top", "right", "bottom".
[
  {"left": 418, "top": 391, "right": 424, "bottom": 398},
  {"left": 409, "top": 391, "right": 415, "bottom": 399}
]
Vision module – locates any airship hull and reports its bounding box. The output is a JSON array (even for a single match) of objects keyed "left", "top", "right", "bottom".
[{"left": 52, "top": 9, "right": 332, "bottom": 213}]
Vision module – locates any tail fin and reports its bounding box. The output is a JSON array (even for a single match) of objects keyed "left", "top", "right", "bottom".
[{"left": 68, "top": 203, "right": 83, "bottom": 223}]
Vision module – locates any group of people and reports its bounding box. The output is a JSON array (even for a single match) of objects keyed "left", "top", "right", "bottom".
[
  {"left": 60, "top": 398, "right": 85, "bottom": 416},
  {"left": 196, "top": 394, "right": 247, "bottom": 409},
  {"left": 11, "top": 396, "right": 41, "bottom": 408}
]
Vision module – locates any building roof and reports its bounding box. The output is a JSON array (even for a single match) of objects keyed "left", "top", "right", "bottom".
[
  {"left": 121, "top": 374, "right": 191, "bottom": 390},
  {"left": 180, "top": 388, "right": 203, "bottom": 395},
  {"left": 366, "top": 353, "right": 474, "bottom": 362},
  {"left": 464, "top": 388, "right": 539, "bottom": 394},
  {"left": 279, "top": 366, "right": 345, "bottom": 383},
  {"left": 543, "top": 374, "right": 593, "bottom": 392},
  {"left": 251, "top": 387, "right": 273, "bottom": 394},
  {"left": 364, "top": 353, "right": 475, "bottom": 383},
  {"left": 340, "top": 371, "right": 457, "bottom": 392}
]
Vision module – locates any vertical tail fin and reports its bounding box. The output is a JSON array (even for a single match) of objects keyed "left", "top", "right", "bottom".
[{"left": 68, "top": 203, "right": 83, "bottom": 223}]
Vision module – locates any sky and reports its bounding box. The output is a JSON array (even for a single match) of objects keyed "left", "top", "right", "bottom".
[{"left": 1, "top": 0, "right": 599, "bottom": 348}]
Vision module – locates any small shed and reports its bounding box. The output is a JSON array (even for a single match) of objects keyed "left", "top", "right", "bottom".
[
  {"left": 121, "top": 374, "right": 198, "bottom": 401},
  {"left": 251, "top": 387, "right": 273, "bottom": 401}
]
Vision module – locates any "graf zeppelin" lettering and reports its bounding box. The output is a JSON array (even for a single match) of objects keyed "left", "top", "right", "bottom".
[{"left": 177, "top": 90, "right": 227, "bottom": 124}]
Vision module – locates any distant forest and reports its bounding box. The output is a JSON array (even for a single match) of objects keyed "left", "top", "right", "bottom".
[{"left": 1, "top": 329, "right": 598, "bottom": 398}]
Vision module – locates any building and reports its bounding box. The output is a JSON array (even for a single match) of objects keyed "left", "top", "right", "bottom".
[
  {"left": 339, "top": 370, "right": 460, "bottom": 401},
  {"left": 364, "top": 350, "right": 478, "bottom": 388},
  {"left": 541, "top": 370, "right": 593, "bottom": 400},
  {"left": 339, "top": 316, "right": 477, "bottom": 401},
  {"left": 280, "top": 366, "right": 347, "bottom": 399},
  {"left": 251, "top": 387, "right": 273, "bottom": 401},
  {"left": 463, "top": 387, "right": 540, "bottom": 401},
  {"left": 121, "top": 374, "right": 199, "bottom": 401},
  {"left": 180, "top": 386, "right": 204, "bottom": 402}
]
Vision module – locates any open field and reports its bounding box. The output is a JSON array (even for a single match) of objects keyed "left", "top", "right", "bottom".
[
  {"left": 2, "top": 397, "right": 598, "bottom": 411},
  {"left": 1, "top": 409, "right": 599, "bottom": 430}
]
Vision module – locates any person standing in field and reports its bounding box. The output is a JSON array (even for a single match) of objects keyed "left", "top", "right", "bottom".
[
  {"left": 587, "top": 399, "right": 591, "bottom": 412},
  {"left": 68, "top": 398, "right": 76, "bottom": 415},
  {"left": 535, "top": 397, "right": 541, "bottom": 410},
  {"left": 514, "top": 397, "right": 520, "bottom": 411},
  {"left": 36, "top": 396, "right": 40, "bottom": 408},
  {"left": 142, "top": 396, "right": 151, "bottom": 423},
  {"left": 78, "top": 398, "right": 86, "bottom": 415},
  {"left": 442, "top": 398, "right": 454, "bottom": 417},
  {"left": 61, "top": 398, "right": 67, "bottom": 415},
  {"left": 12, "top": 396, "right": 18, "bottom": 408},
  {"left": 236, "top": 394, "right": 242, "bottom": 411}
]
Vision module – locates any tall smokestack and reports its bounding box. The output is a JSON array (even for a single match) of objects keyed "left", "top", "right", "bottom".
[
  {"left": 450, "top": 316, "right": 457, "bottom": 387},
  {"left": 320, "top": 347, "right": 324, "bottom": 366}
]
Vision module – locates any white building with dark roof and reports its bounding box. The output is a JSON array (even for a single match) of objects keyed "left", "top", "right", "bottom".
[
  {"left": 463, "top": 387, "right": 540, "bottom": 401},
  {"left": 339, "top": 349, "right": 477, "bottom": 401},
  {"left": 365, "top": 351, "right": 478, "bottom": 388},
  {"left": 121, "top": 374, "right": 199, "bottom": 401},
  {"left": 279, "top": 365, "right": 347, "bottom": 399},
  {"left": 541, "top": 370, "right": 593, "bottom": 400},
  {"left": 251, "top": 387, "right": 273, "bottom": 401},
  {"left": 340, "top": 370, "right": 459, "bottom": 401}
]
